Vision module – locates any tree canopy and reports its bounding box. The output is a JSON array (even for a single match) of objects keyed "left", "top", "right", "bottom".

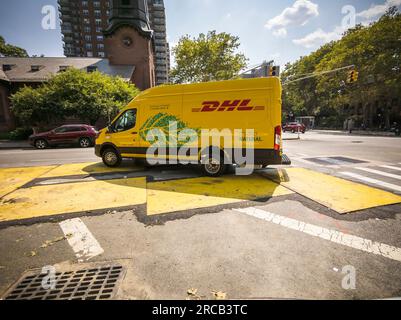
[
  {"left": 282, "top": 7, "right": 401, "bottom": 128},
  {"left": 11, "top": 68, "right": 139, "bottom": 128},
  {"left": 0, "top": 35, "right": 28, "bottom": 57},
  {"left": 170, "top": 31, "right": 248, "bottom": 83}
]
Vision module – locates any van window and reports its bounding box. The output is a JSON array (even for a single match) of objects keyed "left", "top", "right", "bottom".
[{"left": 112, "top": 109, "right": 137, "bottom": 132}]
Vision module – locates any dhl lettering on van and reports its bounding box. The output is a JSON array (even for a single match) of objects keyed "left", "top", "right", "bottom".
[{"left": 192, "top": 100, "right": 266, "bottom": 113}]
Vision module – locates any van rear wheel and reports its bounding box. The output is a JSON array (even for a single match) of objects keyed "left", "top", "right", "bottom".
[
  {"left": 102, "top": 148, "right": 122, "bottom": 167},
  {"left": 202, "top": 155, "right": 227, "bottom": 177}
]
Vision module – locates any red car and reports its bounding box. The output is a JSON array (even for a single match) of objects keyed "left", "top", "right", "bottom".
[
  {"left": 283, "top": 122, "right": 306, "bottom": 134},
  {"left": 29, "top": 125, "right": 98, "bottom": 149}
]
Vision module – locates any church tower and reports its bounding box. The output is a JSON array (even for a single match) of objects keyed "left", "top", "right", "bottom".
[{"left": 103, "top": 0, "right": 155, "bottom": 90}]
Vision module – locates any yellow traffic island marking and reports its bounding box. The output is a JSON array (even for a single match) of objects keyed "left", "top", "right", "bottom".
[
  {"left": 0, "top": 177, "right": 146, "bottom": 223},
  {"left": 41, "top": 162, "right": 144, "bottom": 178},
  {"left": 146, "top": 175, "right": 293, "bottom": 216},
  {"left": 0, "top": 166, "right": 56, "bottom": 198},
  {"left": 261, "top": 168, "right": 401, "bottom": 214}
]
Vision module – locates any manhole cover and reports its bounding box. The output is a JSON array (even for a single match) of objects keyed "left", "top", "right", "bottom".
[
  {"left": 305, "top": 157, "right": 367, "bottom": 166},
  {"left": 3, "top": 264, "right": 124, "bottom": 300}
]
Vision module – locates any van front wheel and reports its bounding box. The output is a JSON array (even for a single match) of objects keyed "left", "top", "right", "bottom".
[
  {"left": 102, "top": 148, "right": 122, "bottom": 167},
  {"left": 202, "top": 156, "right": 227, "bottom": 177}
]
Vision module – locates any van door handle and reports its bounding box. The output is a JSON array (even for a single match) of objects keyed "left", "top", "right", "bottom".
[{"left": 132, "top": 132, "right": 138, "bottom": 135}]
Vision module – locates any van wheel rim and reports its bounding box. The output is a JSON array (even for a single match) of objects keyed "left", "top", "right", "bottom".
[
  {"left": 36, "top": 140, "right": 46, "bottom": 149},
  {"left": 80, "top": 139, "right": 90, "bottom": 147},
  {"left": 105, "top": 152, "right": 117, "bottom": 165},
  {"left": 205, "top": 158, "right": 221, "bottom": 174}
]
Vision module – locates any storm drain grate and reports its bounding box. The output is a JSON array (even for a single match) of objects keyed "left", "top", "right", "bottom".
[{"left": 4, "top": 264, "right": 124, "bottom": 300}]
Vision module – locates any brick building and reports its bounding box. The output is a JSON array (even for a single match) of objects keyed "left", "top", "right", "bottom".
[{"left": 59, "top": 0, "right": 170, "bottom": 85}]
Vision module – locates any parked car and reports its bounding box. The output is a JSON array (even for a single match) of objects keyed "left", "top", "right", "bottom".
[
  {"left": 283, "top": 122, "right": 306, "bottom": 134},
  {"left": 29, "top": 125, "right": 98, "bottom": 149}
]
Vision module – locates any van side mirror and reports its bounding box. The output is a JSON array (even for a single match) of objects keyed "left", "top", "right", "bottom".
[{"left": 107, "top": 125, "right": 114, "bottom": 134}]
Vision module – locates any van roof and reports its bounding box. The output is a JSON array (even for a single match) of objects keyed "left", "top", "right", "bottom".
[{"left": 133, "top": 77, "right": 281, "bottom": 101}]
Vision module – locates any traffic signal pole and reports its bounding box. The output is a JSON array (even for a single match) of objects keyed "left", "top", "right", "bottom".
[{"left": 283, "top": 65, "right": 356, "bottom": 85}]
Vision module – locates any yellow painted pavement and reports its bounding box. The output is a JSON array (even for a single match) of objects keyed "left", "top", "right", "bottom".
[
  {"left": 262, "top": 168, "right": 401, "bottom": 214},
  {"left": 0, "top": 177, "right": 146, "bottom": 222},
  {"left": 41, "top": 162, "right": 143, "bottom": 178},
  {"left": 146, "top": 175, "right": 293, "bottom": 216},
  {"left": 1, "top": 163, "right": 401, "bottom": 222},
  {"left": 0, "top": 166, "right": 56, "bottom": 198}
]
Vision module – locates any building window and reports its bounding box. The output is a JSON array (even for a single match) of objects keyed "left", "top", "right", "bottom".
[
  {"left": 59, "top": 66, "right": 70, "bottom": 72},
  {"left": 87, "top": 66, "right": 98, "bottom": 73},
  {"left": 85, "top": 43, "right": 92, "bottom": 49},
  {"left": 83, "top": 18, "right": 90, "bottom": 24},
  {"left": 95, "top": 19, "right": 102, "bottom": 25},
  {"left": 98, "top": 52, "right": 105, "bottom": 57},
  {"left": 97, "top": 43, "right": 104, "bottom": 50},
  {"left": 96, "top": 26, "right": 102, "bottom": 33},
  {"left": 93, "top": 1, "right": 101, "bottom": 7},
  {"left": 84, "top": 26, "right": 91, "bottom": 33},
  {"left": 87, "top": 52, "right": 93, "bottom": 57},
  {"left": 83, "top": 9, "right": 89, "bottom": 15},
  {"left": 94, "top": 10, "right": 101, "bottom": 16},
  {"left": 82, "top": 1, "right": 88, "bottom": 7},
  {"left": 96, "top": 35, "right": 104, "bottom": 41},
  {"left": 85, "top": 35, "right": 92, "bottom": 41}
]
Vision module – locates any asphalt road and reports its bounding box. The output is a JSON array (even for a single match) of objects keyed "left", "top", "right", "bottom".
[
  {"left": 0, "top": 131, "right": 400, "bottom": 300},
  {"left": 0, "top": 147, "right": 99, "bottom": 168},
  {"left": 0, "top": 131, "right": 400, "bottom": 168}
]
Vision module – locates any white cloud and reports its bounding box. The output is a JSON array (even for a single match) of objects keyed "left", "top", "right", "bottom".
[
  {"left": 265, "top": 0, "right": 319, "bottom": 37},
  {"left": 293, "top": 0, "right": 401, "bottom": 48},
  {"left": 357, "top": 0, "right": 401, "bottom": 20},
  {"left": 272, "top": 28, "right": 287, "bottom": 37},
  {"left": 292, "top": 26, "right": 344, "bottom": 48}
]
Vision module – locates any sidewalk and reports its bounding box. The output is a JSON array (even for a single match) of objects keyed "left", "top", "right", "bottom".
[
  {"left": 313, "top": 129, "right": 399, "bottom": 137},
  {"left": 0, "top": 140, "right": 31, "bottom": 149}
]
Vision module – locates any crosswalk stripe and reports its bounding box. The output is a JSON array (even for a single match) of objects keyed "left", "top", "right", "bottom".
[
  {"left": 59, "top": 218, "right": 104, "bottom": 263},
  {"left": 235, "top": 207, "right": 401, "bottom": 262},
  {"left": 356, "top": 167, "right": 401, "bottom": 180},
  {"left": 380, "top": 165, "right": 401, "bottom": 172},
  {"left": 341, "top": 172, "right": 401, "bottom": 193}
]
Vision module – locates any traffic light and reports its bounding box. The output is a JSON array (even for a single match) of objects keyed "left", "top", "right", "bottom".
[
  {"left": 347, "top": 70, "right": 359, "bottom": 83},
  {"left": 268, "top": 66, "right": 280, "bottom": 77}
]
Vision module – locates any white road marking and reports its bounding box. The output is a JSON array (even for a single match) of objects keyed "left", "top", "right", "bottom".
[
  {"left": 380, "top": 165, "right": 401, "bottom": 172},
  {"left": 340, "top": 172, "right": 401, "bottom": 193},
  {"left": 317, "top": 157, "right": 348, "bottom": 165},
  {"left": 290, "top": 158, "right": 323, "bottom": 166},
  {"left": 59, "top": 218, "right": 104, "bottom": 263},
  {"left": 356, "top": 167, "right": 401, "bottom": 180},
  {"left": 235, "top": 207, "right": 401, "bottom": 263}
]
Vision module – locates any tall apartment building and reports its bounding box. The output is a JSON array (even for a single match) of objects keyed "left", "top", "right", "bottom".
[
  {"left": 147, "top": 0, "right": 169, "bottom": 84},
  {"left": 58, "top": 0, "right": 111, "bottom": 58},
  {"left": 58, "top": 0, "right": 170, "bottom": 84}
]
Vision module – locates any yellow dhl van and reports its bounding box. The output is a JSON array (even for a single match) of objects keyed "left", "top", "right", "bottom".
[{"left": 95, "top": 77, "right": 290, "bottom": 176}]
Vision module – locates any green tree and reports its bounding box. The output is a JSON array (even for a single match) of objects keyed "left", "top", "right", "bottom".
[
  {"left": 0, "top": 35, "right": 28, "bottom": 57},
  {"left": 170, "top": 31, "right": 248, "bottom": 83},
  {"left": 282, "top": 7, "right": 401, "bottom": 129},
  {"left": 11, "top": 68, "right": 139, "bottom": 128}
]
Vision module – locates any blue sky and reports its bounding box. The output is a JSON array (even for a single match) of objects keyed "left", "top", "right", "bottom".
[{"left": 0, "top": 0, "right": 400, "bottom": 67}]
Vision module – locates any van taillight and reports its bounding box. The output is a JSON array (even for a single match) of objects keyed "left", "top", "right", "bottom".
[{"left": 274, "top": 125, "right": 281, "bottom": 151}]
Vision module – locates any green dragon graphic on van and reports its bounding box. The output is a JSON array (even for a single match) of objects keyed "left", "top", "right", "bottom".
[{"left": 139, "top": 113, "right": 200, "bottom": 147}]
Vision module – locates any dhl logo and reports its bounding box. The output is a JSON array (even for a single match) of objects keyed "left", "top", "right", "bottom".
[{"left": 192, "top": 100, "right": 266, "bottom": 113}]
